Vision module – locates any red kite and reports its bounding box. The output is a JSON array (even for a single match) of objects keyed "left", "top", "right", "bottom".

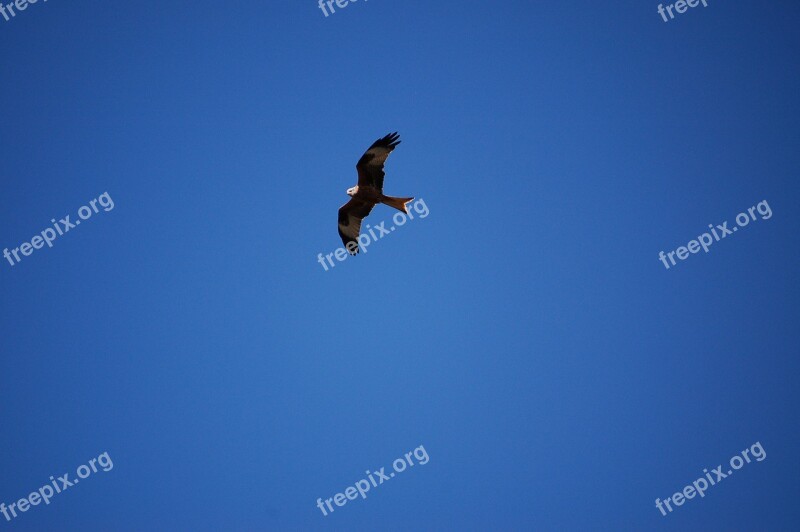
[{"left": 338, "top": 132, "right": 414, "bottom": 254}]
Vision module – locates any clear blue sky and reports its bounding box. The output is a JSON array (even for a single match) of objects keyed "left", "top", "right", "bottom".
[{"left": 1, "top": 0, "right": 799, "bottom": 530}]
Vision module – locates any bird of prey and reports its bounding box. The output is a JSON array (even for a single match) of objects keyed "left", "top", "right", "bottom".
[{"left": 338, "top": 132, "right": 414, "bottom": 255}]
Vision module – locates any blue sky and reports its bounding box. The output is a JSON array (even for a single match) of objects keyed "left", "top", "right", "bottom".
[{"left": 1, "top": 0, "right": 799, "bottom": 530}]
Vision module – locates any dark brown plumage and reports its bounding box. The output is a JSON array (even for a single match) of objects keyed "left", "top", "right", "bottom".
[{"left": 338, "top": 132, "right": 414, "bottom": 254}]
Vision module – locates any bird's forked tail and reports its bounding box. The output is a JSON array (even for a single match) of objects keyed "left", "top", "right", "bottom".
[{"left": 381, "top": 195, "right": 414, "bottom": 214}]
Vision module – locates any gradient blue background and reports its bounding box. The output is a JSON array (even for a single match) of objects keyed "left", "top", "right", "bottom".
[{"left": 1, "top": 0, "right": 798, "bottom": 530}]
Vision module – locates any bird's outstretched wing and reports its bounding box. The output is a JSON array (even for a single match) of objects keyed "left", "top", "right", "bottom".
[
  {"left": 338, "top": 198, "right": 376, "bottom": 254},
  {"left": 356, "top": 132, "right": 401, "bottom": 192}
]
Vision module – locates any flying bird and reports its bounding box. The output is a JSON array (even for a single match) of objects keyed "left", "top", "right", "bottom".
[{"left": 338, "top": 132, "right": 414, "bottom": 255}]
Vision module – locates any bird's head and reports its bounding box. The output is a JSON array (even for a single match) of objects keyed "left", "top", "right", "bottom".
[{"left": 346, "top": 186, "right": 359, "bottom": 197}]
